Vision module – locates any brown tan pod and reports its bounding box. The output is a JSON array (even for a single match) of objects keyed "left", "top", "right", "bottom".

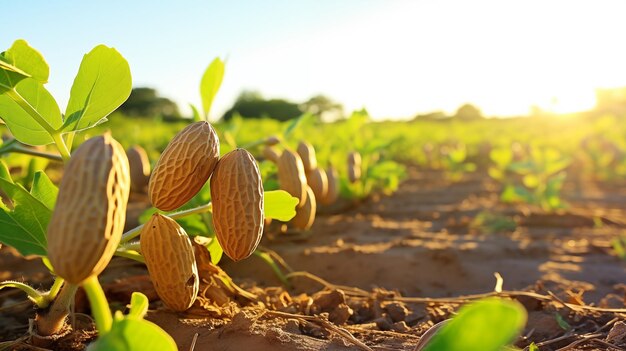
[
  {"left": 278, "top": 150, "right": 308, "bottom": 207},
  {"left": 126, "top": 145, "right": 150, "bottom": 191},
  {"left": 320, "top": 165, "right": 339, "bottom": 205},
  {"left": 305, "top": 168, "right": 328, "bottom": 201},
  {"left": 262, "top": 145, "right": 281, "bottom": 163},
  {"left": 297, "top": 141, "right": 317, "bottom": 171},
  {"left": 149, "top": 121, "right": 220, "bottom": 211},
  {"left": 47, "top": 134, "right": 130, "bottom": 284},
  {"left": 211, "top": 149, "right": 264, "bottom": 261},
  {"left": 141, "top": 214, "right": 199, "bottom": 311},
  {"left": 292, "top": 186, "right": 316, "bottom": 230},
  {"left": 265, "top": 135, "right": 280, "bottom": 146},
  {"left": 347, "top": 151, "right": 362, "bottom": 183}
]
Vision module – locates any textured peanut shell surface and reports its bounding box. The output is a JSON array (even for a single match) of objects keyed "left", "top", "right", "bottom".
[
  {"left": 278, "top": 150, "right": 308, "bottom": 207},
  {"left": 320, "top": 166, "right": 340, "bottom": 205},
  {"left": 211, "top": 149, "right": 265, "bottom": 261},
  {"left": 127, "top": 145, "right": 150, "bottom": 191},
  {"left": 292, "top": 185, "right": 316, "bottom": 230},
  {"left": 47, "top": 134, "right": 130, "bottom": 284},
  {"left": 149, "top": 121, "right": 220, "bottom": 211},
  {"left": 297, "top": 141, "right": 317, "bottom": 171},
  {"left": 141, "top": 214, "right": 199, "bottom": 311},
  {"left": 306, "top": 167, "right": 328, "bottom": 201}
]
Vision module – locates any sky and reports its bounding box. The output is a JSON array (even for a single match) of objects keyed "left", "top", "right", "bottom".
[{"left": 3, "top": 0, "right": 626, "bottom": 120}]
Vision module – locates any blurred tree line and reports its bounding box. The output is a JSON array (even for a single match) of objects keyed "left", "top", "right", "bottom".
[
  {"left": 412, "top": 103, "right": 484, "bottom": 121},
  {"left": 118, "top": 88, "right": 182, "bottom": 121},
  {"left": 119, "top": 87, "right": 343, "bottom": 122}
]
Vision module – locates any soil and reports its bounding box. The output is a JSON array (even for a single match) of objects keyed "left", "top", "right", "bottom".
[{"left": 2, "top": 167, "right": 626, "bottom": 350}]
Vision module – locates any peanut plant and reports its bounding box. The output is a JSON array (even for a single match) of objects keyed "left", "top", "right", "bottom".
[{"left": 0, "top": 39, "right": 298, "bottom": 349}]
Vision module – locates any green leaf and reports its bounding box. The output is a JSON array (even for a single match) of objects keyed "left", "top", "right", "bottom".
[
  {"left": 528, "top": 342, "right": 539, "bottom": 351},
  {"left": 0, "top": 40, "right": 49, "bottom": 93},
  {"left": 283, "top": 113, "right": 313, "bottom": 138},
  {"left": 264, "top": 190, "right": 299, "bottom": 221},
  {"left": 422, "top": 298, "right": 527, "bottom": 351},
  {"left": 30, "top": 171, "right": 58, "bottom": 210},
  {"left": 87, "top": 317, "right": 177, "bottom": 351},
  {"left": 200, "top": 57, "right": 225, "bottom": 119},
  {"left": 522, "top": 174, "right": 540, "bottom": 189},
  {"left": 0, "top": 78, "right": 62, "bottom": 145},
  {"left": 0, "top": 160, "right": 50, "bottom": 256},
  {"left": 63, "top": 45, "right": 132, "bottom": 133},
  {"left": 189, "top": 103, "right": 201, "bottom": 122},
  {"left": 127, "top": 292, "right": 149, "bottom": 320},
  {"left": 207, "top": 237, "right": 223, "bottom": 264}
]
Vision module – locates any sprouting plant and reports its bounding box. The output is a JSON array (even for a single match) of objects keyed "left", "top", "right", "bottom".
[
  {"left": 489, "top": 143, "right": 570, "bottom": 211},
  {"left": 440, "top": 142, "right": 477, "bottom": 181},
  {"left": 417, "top": 298, "right": 527, "bottom": 351}
]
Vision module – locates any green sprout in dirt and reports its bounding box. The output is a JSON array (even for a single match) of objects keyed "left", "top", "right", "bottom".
[
  {"left": 417, "top": 298, "right": 527, "bottom": 351},
  {"left": 439, "top": 142, "right": 477, "bottom": 181},
  {"left": 489, "top": 143, "right": 570, "bottom": 211}
]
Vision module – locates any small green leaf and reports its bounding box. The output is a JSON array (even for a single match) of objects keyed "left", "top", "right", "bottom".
[
  {"left": 200, "top": 57, "right": 225, "bottom": 119},
  {"left": 63, "top": 45, "right": 132, "bottom": 133},
  {"left": 207, "top": 237, "right": 223, "bottom": 264},
  {"left": 30, "top": 171, "right": 58, "bottom": 210},
  {"left": 0, "top": 40, "right": 49, "bottom": 93},
  {"left": 87, "top": 317, "right": 177, "bottom": 351},
  {"left": 189, "top": 103, "right": 201, "bottom": 122},
  {"left": 0, "top": 78, "right": 62, "bottom": 145},
  {"left": 283, "top": 113, "right": 313, "bottom": 138},
  {"left": 0, "top": 161, "right": 50, "bottom": 256},
  {"left": 127, "top": 292, "right": 149, "bottom": 320},
  {"left": 422, "top": 298, "right": 527, "bottom": 351},
  {"left": 522, "top": 174, "right": 540, "bottom": 189},
  {"left": 528, "top": 342, "right": 540, "bottom": 351},
  {"left": 264, "top": 190, "right": 299, "bottom": 221}
]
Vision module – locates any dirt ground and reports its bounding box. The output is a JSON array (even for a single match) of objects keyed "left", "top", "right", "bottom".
[{"left": 2, "top": 166, "right": 626, "bottom": 350}]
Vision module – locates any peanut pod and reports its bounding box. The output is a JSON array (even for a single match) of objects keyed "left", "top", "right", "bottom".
[
  {"left": 211, "top": 149, "right": 264, "bottom": 261},
  {"left": 47, "top": 134, "right": 130, "bottom": 284}
]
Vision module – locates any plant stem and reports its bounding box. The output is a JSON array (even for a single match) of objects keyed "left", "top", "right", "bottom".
[
  {"left": 82, "top": 276, "right": 112, "bottom": 334},
  {"left": 253, "top": 251, "right": 291, "bottom": 288},
  {"left": 119, "top": 202, "right": 212, "bottom": 243},
  {"left": 51, "top": 133, "right": 71, "bottom": 162},
  {"left": 0, "top": 280, "right": 46, "bottom": 308},
  {"left": 35, "top": 282, "right": 78, "bottom": 336},
  {"left": 114, "top": 250, "right": 145, "bottom": 263},
  {"left": 64, "top": 132, "right": 76, "bottom": 151},
  {"left": 6, "top": 145, "right": 63, "bottom": 162},
  {"left": 46, "top": 276, "right": 65, "bottom": 301}
]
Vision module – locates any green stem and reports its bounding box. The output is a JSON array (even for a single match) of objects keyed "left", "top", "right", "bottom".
[
  {"left": 120, "top": 241, "right": 141, "bottom": 251},
  {"left": 253, "top": 251, "right": 291, "bottom": 288},
  {"left": 46, "top": 276, "right": 65, "bottom": 301},
  {"left": 114, "top": 250, "right": 145, "bottom": 263},
  {"left": 82, "top": 276, "right": 112, "bottom": 334},
  {"left": 51, "top": 133, "right": 71, "bottom": 162},
  {"left": 5, "top": 89, "right": 56, "bottom": 135},
  {"left": 5, "top": 144, "right": 63, "bottom": 162},
  {"left": 119, "top": 202, "right": 212, "bottom": 243},
  {"left": 0, "top": 280, "right": 47, "bottom": 308},
  {"left": 64, "top": 132, "right": 76, "bottom": 151}
]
